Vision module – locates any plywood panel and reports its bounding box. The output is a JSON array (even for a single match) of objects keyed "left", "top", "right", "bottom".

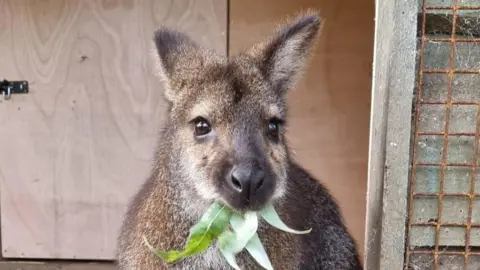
[
  {"left": 230, "top": 0, "right": 374, "bottom": 260},
  {"left": 0, "top": 0, "right": 226, "bottom": 260}
]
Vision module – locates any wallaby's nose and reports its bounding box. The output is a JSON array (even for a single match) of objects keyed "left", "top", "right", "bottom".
[{"left": 228, "top": 166, "right": 265, "bottom": 200}]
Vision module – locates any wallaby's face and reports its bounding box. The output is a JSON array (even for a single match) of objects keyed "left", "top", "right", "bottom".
[{"left": 153, "top": 13, "right": 321, "bottom": 211}]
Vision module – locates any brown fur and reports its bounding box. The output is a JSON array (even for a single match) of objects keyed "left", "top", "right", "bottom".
[{"left": 116, "top": 10, "right": 363, "bottom": 270}]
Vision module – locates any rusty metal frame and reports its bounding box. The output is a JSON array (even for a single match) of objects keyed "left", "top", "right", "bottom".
[{"left": 405, "top": 0, "right": 480, "bottom": 269}]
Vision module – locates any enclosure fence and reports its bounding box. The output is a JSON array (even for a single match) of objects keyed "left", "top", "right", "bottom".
[{"left": 406, "top": 0, "right": 480, "bottom": 269}]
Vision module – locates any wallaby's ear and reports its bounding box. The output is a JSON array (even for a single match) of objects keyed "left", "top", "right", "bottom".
[
  {"left": 153, "top": 27, "right": 200, "bottom": 102},
  {"left": 250, "top": 12, "right": 322, "bottom": 94}
]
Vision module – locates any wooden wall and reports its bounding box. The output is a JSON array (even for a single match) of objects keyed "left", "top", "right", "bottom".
[
  {"left": 0, "top": 0, "right": 226, "bottom": 259},
  {"left": 229, "top": 0, "right": 375, "bottom": 259}
]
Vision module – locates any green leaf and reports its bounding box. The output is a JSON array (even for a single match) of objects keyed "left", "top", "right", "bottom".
[
  {"left": 217, "top": 229, "right": 238, "bottom": 252},
  {"left": 189, "top": 201, "right": 234, "bottom": 238},
  {"left": 218, "top": 235, "right": 242, "bottom": 270},
  {"left": 258, "top": 204, "right": 311, "bottom": 234},
  {"left": 143, "top": 235, "right": 181, "bottom": 262},
  {"left": 218, "top": 211, "right": 276, "bottom": 270},
  {"left": 244, "top": 233, "right": 273, "bottom": 270},
  {"left": 226, "top": 211, "right": 258, "bottom": 253},
  {"left": 144, "top": 201, "right": 233, "bottom": 263},
  {"left": 218, "top": 212, "right": 275, "bottom": 270}
]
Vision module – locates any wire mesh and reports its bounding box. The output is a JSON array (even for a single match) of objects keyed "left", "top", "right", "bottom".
[{"left": 406, "top": 0, "right": 480, "bottom": 269}]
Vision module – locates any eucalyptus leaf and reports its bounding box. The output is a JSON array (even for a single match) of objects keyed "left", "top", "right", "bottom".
[
  {"left": 143, "top": 235, "right": 181, "bottom": 262},
  {"left": 145, "top": 201, "right": 312, "bottom": 269},
  {"left": 217, "top": 229, "right": 239, "bottom": 253},
  {"left": 144, "top": 201, "right": 232, "bottom": 263},
  {"left": 190, "top": 201, "right": 234, "bottom": 238},
  {"left": 244, "top": 233, "right": 273, "bottom": 270},
  {"left": 228, "top": 212, "right": 258, "bottom": 252},
  {"left": 218, "top": 238, "right": 242, "bottom": 270},
  {"left": 258, "top": 204, "right": 311, "bottom": 234},
  {"left": 217, "top": 211, "right": 257, "bottom": 254}
]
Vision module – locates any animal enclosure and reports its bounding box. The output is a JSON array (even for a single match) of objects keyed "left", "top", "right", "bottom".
[
  {"left": 0, "top": 0, "right": 372, "bottom": 268},
  {"left": 367, "top": 0, "right": 480, "bottom": 269}
]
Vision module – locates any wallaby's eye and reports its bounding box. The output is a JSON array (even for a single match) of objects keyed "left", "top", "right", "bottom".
[
  {"left": 267, "top": 118, "right": 283, "bottom": 140},
  {"left": 268, "top": 122, "right": 279, "bottom": 136},
  {"left": 193, "top": 117, "right": 212, "bottom": 137}
]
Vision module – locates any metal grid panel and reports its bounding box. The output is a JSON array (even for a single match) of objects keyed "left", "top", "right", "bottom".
[{"left": 406, "top": 0, "right": 480, "bottom": 269}]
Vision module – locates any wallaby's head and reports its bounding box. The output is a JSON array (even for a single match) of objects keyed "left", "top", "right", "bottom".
[{"left": 153, "top": 12, "right": 322, "bottom": 212}]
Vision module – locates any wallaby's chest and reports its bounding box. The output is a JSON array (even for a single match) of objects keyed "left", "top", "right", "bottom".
[{"left": 177, "top": 246, "right": 266, "bottom": 270}]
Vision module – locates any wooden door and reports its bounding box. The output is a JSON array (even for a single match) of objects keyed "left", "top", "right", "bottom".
[{"left": 0, "top": 0, "right": 226, "bottom": 260}]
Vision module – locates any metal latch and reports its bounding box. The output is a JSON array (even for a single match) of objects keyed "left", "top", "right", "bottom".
[{"left": 0, "top": 80, "right": 29, "bottom": 100}]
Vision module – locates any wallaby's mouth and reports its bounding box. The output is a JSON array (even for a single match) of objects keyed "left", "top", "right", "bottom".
[{"left": 221, "top": 196, "right": 274, "bottom": 212}]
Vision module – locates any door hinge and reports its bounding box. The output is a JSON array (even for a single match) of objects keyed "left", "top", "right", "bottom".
[{"left": 0, "top": 79, "right": 29, "bottom": 100}]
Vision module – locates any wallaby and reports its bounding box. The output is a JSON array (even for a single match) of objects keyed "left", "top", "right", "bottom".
[{"left": 116, "top": 11, "right": 363, "bottom": 270}]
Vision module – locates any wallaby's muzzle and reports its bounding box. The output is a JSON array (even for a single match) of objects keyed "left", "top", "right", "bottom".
[{"left": 225, "top": 161, "right": 275, "bottom": 211}]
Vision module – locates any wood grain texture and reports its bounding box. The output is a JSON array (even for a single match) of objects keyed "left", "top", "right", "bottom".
[
  {"left": 0, "top": 0, "right": 226, "bottom": 260},
  {"left": 229, "top": 0, "right": 374, "bottom": 260}
]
